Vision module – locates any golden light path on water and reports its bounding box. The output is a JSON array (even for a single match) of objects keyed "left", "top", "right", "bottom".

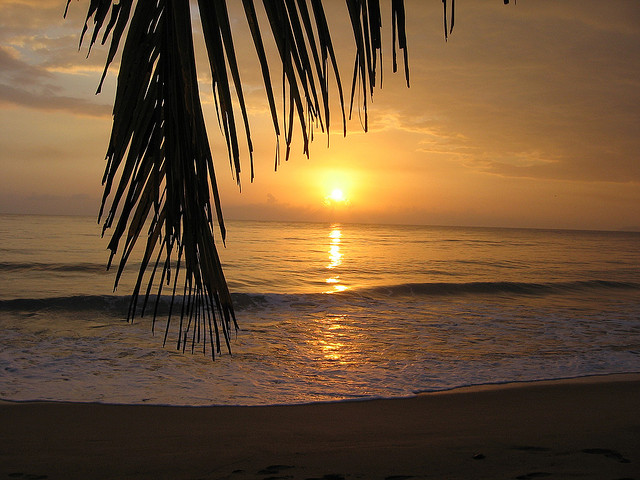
[
  {"left": 319, "top": 225, "right": 353, "bottom": 364},
  {"left": 325, "top": 225, "right": 347, "bottom": 293}
]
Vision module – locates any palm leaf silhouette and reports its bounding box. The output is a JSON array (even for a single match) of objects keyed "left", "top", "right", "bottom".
[{"left": 67, "top": 0, "right": 506, "bottom": 358}]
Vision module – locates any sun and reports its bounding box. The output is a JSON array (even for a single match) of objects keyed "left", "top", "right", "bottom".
[
  {"left": 324, "top": 188, "right": 349, "bottom": 206},
  {"left": 317, "top": 169, "right": 357, "bottom": 207},
  {"left": 328, "top": 188, "right": 345, "bottom": 203}
]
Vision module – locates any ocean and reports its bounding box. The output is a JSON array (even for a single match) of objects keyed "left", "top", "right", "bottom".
[{"left": 1, "top": 213, "right": 639, "bottom": 406}]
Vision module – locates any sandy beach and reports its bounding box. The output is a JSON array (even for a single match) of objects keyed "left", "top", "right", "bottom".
[{"left": 1, "top": 374, "right": 639, "bottom": 480}]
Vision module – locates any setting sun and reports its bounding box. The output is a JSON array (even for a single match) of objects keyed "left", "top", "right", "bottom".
[
  {"left": 329, "top": 189, "right": 345, "bottom": 202},
  {"left": 324, "top": 187, "right": 350, "bottom": 207}
]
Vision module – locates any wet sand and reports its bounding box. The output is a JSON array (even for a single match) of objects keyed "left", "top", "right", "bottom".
[{"left": 1, "top": 374, "right": 639, "bottom": 479}]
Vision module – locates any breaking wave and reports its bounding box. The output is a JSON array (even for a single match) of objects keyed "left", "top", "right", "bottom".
[{"left": 2, "top": 280, "right": 637, "bottom": 316}]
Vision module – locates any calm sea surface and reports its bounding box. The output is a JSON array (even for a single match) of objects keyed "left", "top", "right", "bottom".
[{"left": 1, "top": 213, "right": 639, "bottom": 405}]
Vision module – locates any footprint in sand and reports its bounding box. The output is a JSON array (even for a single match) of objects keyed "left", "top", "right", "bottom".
[
  {"left": 255, "top": 464, "right": 295, "bottom": 480},
  {"left": 515, "top": 473, "right": 552, "bottom": 480},
  {"left": 582, "top": 448, "right": 631, "bottom": 463}
]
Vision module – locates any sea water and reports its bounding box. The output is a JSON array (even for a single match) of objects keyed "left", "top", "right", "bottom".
[{"left": 1, "top": 213, "right": 639, "bottom": 405}]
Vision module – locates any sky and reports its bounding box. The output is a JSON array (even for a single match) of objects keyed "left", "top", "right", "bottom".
[{"left": 0, "top": 0, "right": 639, "bottom": 231}]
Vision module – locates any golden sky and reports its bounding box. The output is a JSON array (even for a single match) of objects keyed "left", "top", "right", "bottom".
[{"left": 1, "top": 1, "right": 639, "bottom": 230}]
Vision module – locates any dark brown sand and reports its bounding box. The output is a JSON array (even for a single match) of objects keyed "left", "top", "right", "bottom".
[{"left": 1, "top": 374, "right": 639, "bottom": 480}]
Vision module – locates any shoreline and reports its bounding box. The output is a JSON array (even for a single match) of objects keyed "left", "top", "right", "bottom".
[
  {"left": 3, "top": 371, "right": 639, "bottom": 408},
  {"left": 2, "top": 373, "right": 639, "bottom": 479}
]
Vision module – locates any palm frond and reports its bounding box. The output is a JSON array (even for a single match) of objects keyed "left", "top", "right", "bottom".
[{"left": 74, "top": 0, "right": 235, "bottom": 358}]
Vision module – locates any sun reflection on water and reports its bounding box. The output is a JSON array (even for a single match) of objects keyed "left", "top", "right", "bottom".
[
  {"left": 327, "top": 229, "right": 342, "bottom": 269},
  {"left": 325, "top": 225, "right": 348, "bottom": 292},
  {"left": 311, "top": 314, "right": 353, "bottom": 364}
]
